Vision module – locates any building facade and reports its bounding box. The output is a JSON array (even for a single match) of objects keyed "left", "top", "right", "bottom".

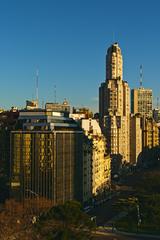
[
  {"left": 141, "top": 117, "right": 159, "bottom": 149},
  {"left": 153, "top": 108, "right": 160, "bottom": 123},
  {"left": 131, "top": 88, "right": 152, "bottom": 118},
  {"left": 81, "top": 119, "right": 111, "bottom": 199},
  {"left": 99, "top": 42, "right": 130, "bottom": 162},
  {"left": 10, "top": 110, "right": 83, "bottom": 205},
  {"left": 45, "top": 99, "right": 70, "bottom": 113},
  {"left": 130, "top": 114, "right": 142, "bottom": 164},
  {"left": 70, "top": 107, "right": 93, "bottom": 121}
]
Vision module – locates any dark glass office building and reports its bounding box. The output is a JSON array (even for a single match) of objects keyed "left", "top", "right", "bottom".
[{"left": 10, "top": 110, "right": 83, "bottom": 205}]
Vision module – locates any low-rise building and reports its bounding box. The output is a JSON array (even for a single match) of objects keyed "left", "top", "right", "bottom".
[
  {"left": 70, "top": 107, "right": 93, "bottom": 121},
  {"left": 45, "top": 99, "right": 70, "bottom": 113},
  {"left": 26, "top": 100, "right": 38, "bottom": 110}
]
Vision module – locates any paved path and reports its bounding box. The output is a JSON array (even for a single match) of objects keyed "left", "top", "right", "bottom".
[{"left": 93, "top": 230, "right": 160, "bottom": 240}]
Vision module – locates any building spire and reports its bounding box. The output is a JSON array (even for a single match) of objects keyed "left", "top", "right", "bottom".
[{"left": 106, "top": 42, "right": 123, "bottom": 81}]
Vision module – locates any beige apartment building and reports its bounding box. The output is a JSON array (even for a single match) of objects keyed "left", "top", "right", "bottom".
[
  {"left": 141, "top": 117, "right": 159, "bottom": 148},
  {"left": 99, "top": 42, "right": 130, "bottom": 162},
  {"left": 81, "top": 119, "right": 111, "bottom": 200},
  {"left": 130, "top": 86, "right": 158, "bottom": 162},
  {"left": 83, "top": 138, "right": 92, "bottom": 202},
  {"left": 131, "top": 88, "right": 152, "bottom": 118},
  {"left": 92, "top": 135, "right": 110, "bottom": 195},
  {"left": 130, "top": 114, "right": 142, "bottom": 164}
]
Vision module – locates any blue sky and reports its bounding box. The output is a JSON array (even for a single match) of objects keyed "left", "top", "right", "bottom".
[{"left": 0, "top": 0, "right": 160, "bottom": 111}]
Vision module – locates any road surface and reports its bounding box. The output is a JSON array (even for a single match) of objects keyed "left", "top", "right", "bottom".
[{"left": 93, "top": 231, "right": 160, "bottom": 240}]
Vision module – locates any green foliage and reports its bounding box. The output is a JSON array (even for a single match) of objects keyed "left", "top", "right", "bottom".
[
  {"left": 137, "top": 194, "right": 160, "bottom": 230},
  {"left": 137, "top": 146, "right": 160, "bottom": 168},
  {"left": 36, "top": 200, "right": 95, "bottom": 240},
  {"left": 114, "top": 168, "right": 160, "bottom": 234},
  {"left": 135, "top": 171, "right": 160, "bottom": 194}
]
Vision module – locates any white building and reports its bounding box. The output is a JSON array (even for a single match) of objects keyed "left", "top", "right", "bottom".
[{"left": 81, "top": 119, "right": 111, "bottom": 199}]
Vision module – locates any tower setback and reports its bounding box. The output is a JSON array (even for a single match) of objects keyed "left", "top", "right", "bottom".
[{"left": 99, "top": 43, "right": 130, "bottom": 163}]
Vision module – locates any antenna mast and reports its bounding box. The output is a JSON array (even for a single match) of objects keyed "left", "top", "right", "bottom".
[
  {"left": 42, "top": 99, "right": 44, "bottom": 109},
  {"left": 36, "top": 69, "right": 39, "bottom": 106},
  {"left": 157, "top": 97, "right": 159, "bottom": 109},
  {"left": 140, "top": 64, "right": 143, "bottom": 88},
  {"left": 54, "top": 85, "right": 57, "bottom": 103}
]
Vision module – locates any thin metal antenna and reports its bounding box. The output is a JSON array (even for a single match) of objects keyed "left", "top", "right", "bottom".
[
  {"left": 140, "top": 65, "right": 143, "bottom": 88},
  {"left": 36, "top": 69, "right": 39, "bottom": 104},
  {"left": 157, "top": 97, "right": 159, "bottom": 109},
  {"left": 42, "top": 99, "right": 44, "bottom": 109},
  {"left": 54, "top": 85, "right": 57, "bottom": 103}
]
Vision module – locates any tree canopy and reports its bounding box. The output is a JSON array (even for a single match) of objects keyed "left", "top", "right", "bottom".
[{"left": 36, "top": 200, "right": 95, "bottom": 240}]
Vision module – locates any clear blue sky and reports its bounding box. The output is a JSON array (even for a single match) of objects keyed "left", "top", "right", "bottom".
[{"left": 0, "top": 0, "right": 160, "bottom": 111}]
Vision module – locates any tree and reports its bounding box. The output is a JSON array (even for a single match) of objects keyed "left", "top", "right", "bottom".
[
  {"left": 36, "top": 200, "right": 95, "bottom": 240},
  {"left": 137, "top": 146, "right": 160, "bottom": 168},
  {"left": 0, "top": 198, "right": 52, "bottom": 240}
]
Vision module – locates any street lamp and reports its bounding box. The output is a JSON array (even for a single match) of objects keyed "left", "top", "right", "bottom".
[
  {"left": 128, "top": 197, "right": 142, "bottom": 232},
  {"left": 25, "top": 189, "right": 39, "bottom": 220},
  {"left": 91, "top": 216, "right": 97, "bottom": 226},
  {"left": 136, "top": 201, "right": 142, "bottom": 232},
  {"left": 26, "top": 189, "right": 39, "bottom": 197}
]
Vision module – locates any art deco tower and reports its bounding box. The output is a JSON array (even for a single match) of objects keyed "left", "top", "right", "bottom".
[
  {"left": 106, "top": 42, "right": 123, "bottom": 80},
  {"left": 99, "top": 43, "right": 130, "bottom": 162}
]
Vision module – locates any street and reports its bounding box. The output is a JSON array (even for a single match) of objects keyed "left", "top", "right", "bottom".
[
  {"left": 88, "top": 192, "right": 127, "bottom": 225},
  {"left": 93, "top": 231, "right": 160, "bottom": 240}
]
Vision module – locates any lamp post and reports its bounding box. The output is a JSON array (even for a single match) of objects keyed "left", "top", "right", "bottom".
[
  {"left": 128, "top": 197, "right": 141, "bottom": 232},
  {"left": 136, "top": 201, "right": 142, "bottom": 232},
  {"left": 26, "top": 189, "right": 39, "bottom": 197},
  {"left": 25, "top": 189, "right": 39, "bottom": 219}
]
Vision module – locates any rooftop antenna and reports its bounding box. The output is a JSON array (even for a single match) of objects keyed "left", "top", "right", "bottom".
[
  {"left": 157, "top": 97, "right": 159, "bottom": 109},
  {"left": 140, "top": 64, "right": 143, "bottom": 88},
  {"left": 42, "top": 99, "right": 44, "bottom": 109},
  {"left": 36, "top": 69, "right": 39, "bottom": 105},
  {"left": 54, "top": 85, "right": 57, "bottom": 103}
]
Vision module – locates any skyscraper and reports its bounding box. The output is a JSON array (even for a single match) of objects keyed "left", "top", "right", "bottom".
[
  {"left": 99, "top": 43, "right": 130, "bottom": 162},
  {"left": 131, "top": 88, "right": 152, "bottom": 118},
  {"left": 106, "top": 42, "right": 123, "bottom": 81}
]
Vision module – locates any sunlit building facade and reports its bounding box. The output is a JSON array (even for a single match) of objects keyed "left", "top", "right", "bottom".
[
  {"left": 130, "top": 114, "right": 142, "bottom": 164},
  {"left": 99, "top": 43, "right": 130, "bottom": 162},
  {"left": 141, "top": 117, "right": 159, "bottom": 149},
  {"left": 81, "top": 119, "right": 111, "bottom": 199},
  {"left": 10, "top": 110, "right": 83, "bottom": 205},
  {"left": 45, "top": 99, "right": 70, "bottom": 113},
  {"left": 131, "top": 88, "right": 152, "bottom": 118}
]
